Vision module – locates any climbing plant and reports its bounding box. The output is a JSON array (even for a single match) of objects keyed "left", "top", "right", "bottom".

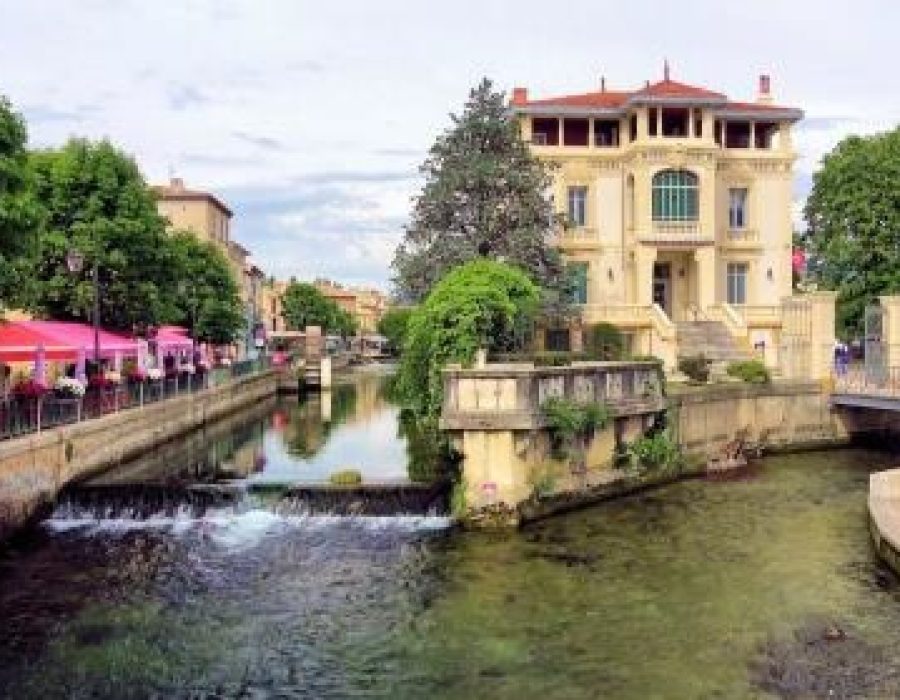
[
  {"left": 396, "top": 259, "right": 541, "bottom": 416},
  {"left": 541, "top": 397, "right": 612, "bottom": 473}
]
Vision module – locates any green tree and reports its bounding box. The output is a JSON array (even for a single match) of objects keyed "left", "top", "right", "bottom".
[
  {"left": 391, "top": 78, "right": 566, "bottom": 304},
  {"left": 168, "top": 231, "right": 244, "bottom": 345},
  {"left": 281, "top": 282, "right": 356, "bottom": 336},
  {"left": 397, "top": 259, "right": 540, "bottom": 416},
  {"left": 376, "top": 306, "right": 414, "bottom": 352},
  {"left": 28, "top": 138, "right": 175, "bottom": 332},
  {"left": 0, "top": 95, "right": 41, "bottom": 308},
  {"left": 804, "top": 127, "right": 900, "bottom": 336}
]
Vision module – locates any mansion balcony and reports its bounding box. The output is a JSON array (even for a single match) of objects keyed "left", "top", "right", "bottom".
[
  {"left": 723, "top": 228, "right": 761, "bottom": 249},
  {"left": 637, "top": 221, "right": 713, "bottom": 247},
  {"left": 552, "top": 226, "right": 600, "bottom": 250}
]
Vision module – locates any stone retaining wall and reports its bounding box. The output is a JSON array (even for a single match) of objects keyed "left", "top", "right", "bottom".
[
  {"left": 0, "top": 370, "right": 277, "bottom": 543},
  {"left": 869, "top": 470, "right": 900, "bottom": 574}
]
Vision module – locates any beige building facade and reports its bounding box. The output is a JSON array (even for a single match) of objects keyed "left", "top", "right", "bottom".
[{"left": 512, "top": 68, "right": 805, "bottom": 367}]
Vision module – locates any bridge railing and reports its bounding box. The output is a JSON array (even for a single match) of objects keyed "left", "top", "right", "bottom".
[
  {"left": 833, "top": 365, "right": 900, "bottom": 396},
  {"left": 440, "top": 360, "right": 666, "bottom": 430}
]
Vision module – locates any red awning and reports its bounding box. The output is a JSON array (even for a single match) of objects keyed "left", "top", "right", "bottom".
[
  {"left": 0, "top": 323, "right": 76, "bottom": 362},
  {"left": 20, "top": 321, "right": 139, "bottom": 358}
]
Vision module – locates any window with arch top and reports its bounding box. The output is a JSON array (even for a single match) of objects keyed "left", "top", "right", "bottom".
[{"left": 652, "top": 169, "right": 698, "bottom": 222}]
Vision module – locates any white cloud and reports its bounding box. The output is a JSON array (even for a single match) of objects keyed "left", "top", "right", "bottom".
[{"left": 1, "top": 0, "right": 897, "bottom": 286}]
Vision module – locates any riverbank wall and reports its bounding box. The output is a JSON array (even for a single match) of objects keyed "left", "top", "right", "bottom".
[
  {"left": 442, "top": 360, "right": 900, "bottom": 527},
  {"left": 868, "top": 470, "right": 900, "bottom": 574},
  {"left": 0, "top": 370, "right": 277, "bottom": 543}
]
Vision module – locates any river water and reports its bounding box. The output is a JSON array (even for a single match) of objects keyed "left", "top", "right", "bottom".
[{"left": 2, "top": 371, "right": 900, "bottom": 698}]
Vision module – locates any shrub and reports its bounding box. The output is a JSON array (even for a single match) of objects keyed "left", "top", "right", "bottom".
[
  {"left": 397, "top": 260, "right": 541, "bottom": 416},
  {"left": 328, "top": 469, "right": 362, "bottom": 486},
  {"left": 726, "top": 359, "right": 770, "bottom": 384},
  {"left": 542, "top": 398, "right": 612, "bottom": 462},
  {"left": 678, "top": 355, "right": 711, "bottom": 383},
  {"left": 584, "top": 322, "right": 625, "bottom": 360},
  {"left": 626, "top": 429, "right": 681, "bottom": 472}
]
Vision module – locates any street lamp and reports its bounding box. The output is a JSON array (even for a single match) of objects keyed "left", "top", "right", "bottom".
[
  {"left": 177, "top": 280, "right": 199, "bottom": 359},
  {"left": 66, "top": 248, "right": 101, "bottom": 367}
]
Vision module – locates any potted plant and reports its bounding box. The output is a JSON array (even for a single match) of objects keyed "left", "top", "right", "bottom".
[
  {"left": 13, "top": 378, "right": 49, "bottom": 399},
  {"left": 54, "top": 376, "right": 86, "bottom": 399}
]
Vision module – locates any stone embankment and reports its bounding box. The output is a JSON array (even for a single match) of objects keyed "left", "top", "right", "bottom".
[
  {"left": 0, "top": 370, "right": 277, "bottom": 543},
  {"left": 869, "top": 469, "right": 900, "bottom": 573}
]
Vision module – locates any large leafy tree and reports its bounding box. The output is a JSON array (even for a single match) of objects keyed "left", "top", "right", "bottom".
[
  {"left": 281, "top": 282, "right": 356, "bottom": 336},
  {"left": 167, "top": 231, "right": 245, "bottom": 345},
  {"left": 392, "top": 78, "right": 566, "bottom": 304},
  {"left": 29, "top": 138, "right": 176, "bottom": 332},
  {"left": 376, "top": 306, "right": 414, "bottom": 352},
  {"left": 0, "top": 95, "right": 41, "bottom": 308},
  {"left": 804, "top": 127, "right": 900, "bottom": 336},
  {"left": 397, "top": 259, "right": 540, "bottom": 416}
]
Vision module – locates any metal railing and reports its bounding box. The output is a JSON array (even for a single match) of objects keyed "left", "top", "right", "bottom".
[
  {"left": 0, "top": 356, "right": 271, "bottom": 442},
  {"left": 833, "top": 365, "right": 900, "bottom": 396}
]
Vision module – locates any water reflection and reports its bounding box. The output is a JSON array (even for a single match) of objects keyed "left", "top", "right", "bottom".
[{"left": 86, "top": 370, "right": 441, "bottom": 488}]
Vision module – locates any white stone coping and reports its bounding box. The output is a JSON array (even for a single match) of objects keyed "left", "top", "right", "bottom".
[{"left": 869, "top": 469, "right": 900, "bottom": 554}]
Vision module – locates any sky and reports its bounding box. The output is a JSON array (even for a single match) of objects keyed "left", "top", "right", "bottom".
[{"left": 1, "top": 0, "right": 897, "bottom": 291}]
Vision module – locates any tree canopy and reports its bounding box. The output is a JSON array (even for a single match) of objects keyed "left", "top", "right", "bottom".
[
  {"left": 281, "top": 282, "right": 356, "bottom": 336},
  {"left": 376, "top": 306, "right": 414, "bottom": 352},
  {"left": 28, "top": 138, "right": 175, "bottom": 332},
  {"left": 167, "top": 231, "right": 245, "bottom": 345},
  {"left": 0, "top": 96, "right": 41, "bottom": 307},
  {"left": 803, "top": 127, "right": 900, "bottom": 336},
  {"left": 391, "top": 78, "right": 566, "bottom": 305},
  {"left": 396, "top": 259, "right": 540, "bottom": 416}
]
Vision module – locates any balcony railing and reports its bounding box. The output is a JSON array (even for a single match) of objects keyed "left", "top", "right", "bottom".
[
  {"left": 553, "top": 226, "right": 599, "bottom": 246},
  {"left": 725, "top": 228, "right": 760, "bottom": 246},
  {"left": 639, "top": 221, "right": 712, "bottom": 245}
]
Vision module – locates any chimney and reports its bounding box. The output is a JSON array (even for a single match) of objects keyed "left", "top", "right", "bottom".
[
  {"left": 511, "top": 87, "right": 528, "bottom": 106},
  {"left": 600, "top": 76, "right": 606, "bottom": 92},
  {"left": 170, "top": 176, "right": 185, "bottom": 190},
  {"left": 756, "top": 74, "right": 773, "bottom": 104}
]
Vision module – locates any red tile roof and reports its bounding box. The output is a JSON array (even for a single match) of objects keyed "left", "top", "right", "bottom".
[
  {"left": 632, "top": 78, "right": 726, "bottom": 100},
  {"left": 153, "top": 179, "right": 233, "bottom": 217},
  {"left": 512, "top": 76, "right": 800, "bottom": 116}
]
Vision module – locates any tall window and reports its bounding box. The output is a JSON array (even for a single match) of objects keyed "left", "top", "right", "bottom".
[
  {"left": 652, "top": 170, "right": 698, "bottom": 221},
  {"left": 727, "top": 262, "right": 748, "bottom": 305},
  {"left": 567, "top": 186, "right": 588, "bottom": 227},
  {"left": 568, "top": 262, "right": 589, "bottom": 304},
  {"left": 729, "top": 188, "right": 748, "bottom": 229}
]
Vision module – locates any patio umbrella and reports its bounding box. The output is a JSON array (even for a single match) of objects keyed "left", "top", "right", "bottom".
[
  {"left": 33, "top": 345, "right": 46, "bottom": 385},
  {"left": 76, "top": 346, "right": 87, "bottom": 383}
]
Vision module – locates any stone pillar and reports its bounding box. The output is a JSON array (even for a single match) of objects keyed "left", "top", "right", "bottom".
[
  {"left": 635, "top": 246, "right": 656, "bottom": 306},
  {"left": 807, "top": 291, "right": 838, "bottom": 381},
  {"left": 879, "top": 296, "right": 900, "bottom": 369},
  {"left": 694, "top": 247, "right": 716, "bottom": 312}
]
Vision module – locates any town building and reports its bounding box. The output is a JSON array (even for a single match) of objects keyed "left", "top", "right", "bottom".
[
  {"left": 154, "top": 177, "right": 265, "bottom": 354},
  {"left": 511, "top": 67, "right": 803, "bottom": 367},
  {"left": 261, "top": 279, "right": 387, "bottom": 337},
  {"left": 314, "top": 280, "right": 387, "bottom": 334}
]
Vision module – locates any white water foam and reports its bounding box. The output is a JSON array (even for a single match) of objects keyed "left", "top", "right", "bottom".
[{"left": 44, "top": 509, "right": 453, "bottom": 548}]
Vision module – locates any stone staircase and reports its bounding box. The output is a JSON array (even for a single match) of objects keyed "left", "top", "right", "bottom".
[{"left": 676, "top": 321, "right": 752, "bottom": 366}]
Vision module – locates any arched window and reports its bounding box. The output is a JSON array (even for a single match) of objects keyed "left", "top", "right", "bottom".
[{"left": 652, "top": 169, "right": 698, "bottom": 222}]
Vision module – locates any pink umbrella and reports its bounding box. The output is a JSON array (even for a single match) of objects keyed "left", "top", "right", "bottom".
[
  {"left": 33, "top": 345, "right": 47, "bottom": 386},
  {"left": 75, "top": 346, "right": 87, "bottom": 383}
]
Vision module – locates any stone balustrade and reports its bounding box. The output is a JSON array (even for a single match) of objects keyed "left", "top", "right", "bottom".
[{"left": 440, "top": 360, "right": 666, "bottom": 431}]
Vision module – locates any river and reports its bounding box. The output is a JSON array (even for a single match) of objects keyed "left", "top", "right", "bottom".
[{"left": 2, "top": 370, "right": 900, "bottom": 698}]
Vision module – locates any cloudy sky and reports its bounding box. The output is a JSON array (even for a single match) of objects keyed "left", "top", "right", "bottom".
[{"left": 1, "top": 0, "right": 897, "bottom": 290}]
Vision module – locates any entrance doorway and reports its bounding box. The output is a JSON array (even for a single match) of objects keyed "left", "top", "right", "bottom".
[{"left": 652, "top": 263, "right": 672, "bottom": 317}]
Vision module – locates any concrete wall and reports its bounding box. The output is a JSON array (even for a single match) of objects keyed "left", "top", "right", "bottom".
[{"left": 0, "top": 370, "right": 277, "bottom": 543}]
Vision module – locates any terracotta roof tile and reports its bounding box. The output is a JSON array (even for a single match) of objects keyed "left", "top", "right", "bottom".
[
  {"left": 633, "top": 79, "right": 726, "bottom": 100},
  {"left": 526, "top": 90, "right": 630, "bottom": 109}
]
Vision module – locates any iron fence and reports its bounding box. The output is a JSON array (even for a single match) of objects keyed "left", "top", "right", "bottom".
[{"left": 0, "top": 356, "right": 271, "bottom": 442}]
